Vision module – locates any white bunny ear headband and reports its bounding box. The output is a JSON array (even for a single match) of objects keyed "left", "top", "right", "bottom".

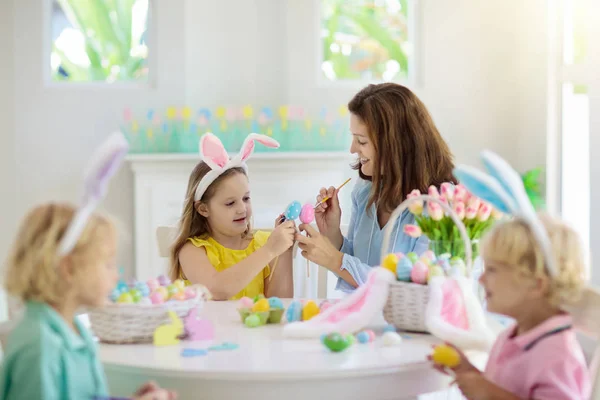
[
  {"left": 453, "top": 150, "right": 557, "bottom": 277},
  {"left": 194, "top": 132, "right": 279, "bottom": 201},
  {"left": 57, "top": 132, "right": 129, "bottom": 256}
]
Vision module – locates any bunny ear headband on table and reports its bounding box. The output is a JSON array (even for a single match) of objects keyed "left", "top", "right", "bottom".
[
  {"left": 194, "top": 132, "right": 280, "bottom": 201},
  {"left": 57, "top": 132, "right": 129, "bottom": 256},
  {"left": 452, "top": 150, "right": 557, "bottom": 277}
]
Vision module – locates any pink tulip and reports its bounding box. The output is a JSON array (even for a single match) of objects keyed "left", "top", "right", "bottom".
[
  {"left": 477, "top": 203, "right": 492, "bottom": 222},
  {"left": 465, "top": 205, "right": 477, "bottom": 219},
  {"left": 428, "top": 185, "right": 440, "bottom": 198},
  {"left": 491, "top": 208, "right": 503, "bottom": 220},
  {"left": 407, "top": 189, "right": 421, "bottom": 199},
  {"left": 439, "top": 195, "right": 449, "bottom": 206},
  {"left": 408, "top": 200, "right": 424, "bottom": 215},
  {"left": 440, "top": 182, "right": 454, "bottom": 201},
  {"left": 428, "top": 201, "right": 444, "bottom": 221},
  {"left": 454, "top": 184, "right": 467, "bottom": 202},
  {"left": 467, "top": 196, "right": 481, "bottom": 210},
  {"left": 403, "top": 224, "right": 422, "bottom": 238},
  {"left": 453, "top": 201, "right": 466, "bottom": 219}
]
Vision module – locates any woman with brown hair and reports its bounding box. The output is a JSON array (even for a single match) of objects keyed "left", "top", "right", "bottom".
[{"left": 296, "top": 83, "right": 456, "bottom": 292}]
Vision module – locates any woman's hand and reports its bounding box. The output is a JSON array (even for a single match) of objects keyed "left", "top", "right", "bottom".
[
  {"left": 133, "top": 381, "right": 177, "bottom": 400},
  {"left": 315, "top": 186, "right": 343, "bottom": 248},
  {"left": 266, "top": 220, "right": 296, "bottom": 257},
  {"left": 296, "top": 224, "right": 343, "bottom": 270}
]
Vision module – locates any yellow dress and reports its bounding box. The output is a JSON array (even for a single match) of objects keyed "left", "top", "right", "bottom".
[{"left": 184, "top": 231, "right": 271, "bottom": 300}]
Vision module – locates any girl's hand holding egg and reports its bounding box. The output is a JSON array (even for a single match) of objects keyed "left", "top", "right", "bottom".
[{"left": 266, "top": 220, "right": 296, "bottom": 257}]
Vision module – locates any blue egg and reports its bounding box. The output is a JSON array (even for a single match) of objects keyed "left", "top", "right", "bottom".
[
  {"left": 136, "top": 283, "right": 150, "bottom": 297},
  {"left": 383, "top": 324, "right": 397, "bottom": 333},
  {"left": 268, "top": 297, "right": 284, "bottom": 309},
  {"left": 109, "top": 288, "right": 121, "bottom": 302},
  {"left": 396, "top": 257, "right": 413, "bottom": 282},
  {"left": 284, "top": 200, "right": 302, "bottom": 220},
  {"left": 286, "top": 300, "right": 303, "bottom": 322},
  {"left": 116, "top": 280, "right": 129, "bottom": 294},
  {"left": 356, "top": 331, "right": 370, "bottom": 343}
]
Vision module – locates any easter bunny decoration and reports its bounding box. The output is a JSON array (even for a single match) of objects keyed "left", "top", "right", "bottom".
[{"left": 194, "top": 132, "right": 279, "bottom": 202}]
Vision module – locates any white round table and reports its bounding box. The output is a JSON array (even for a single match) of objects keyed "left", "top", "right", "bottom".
[{"left": 100, "top": 300, "right": 476, "bottom": 400}]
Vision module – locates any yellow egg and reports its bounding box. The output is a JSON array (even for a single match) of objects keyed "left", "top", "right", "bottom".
[
  {"left": 382, "top": 253, "right": 399, "bottom": 274},
  {"left": 431, "top": 344, "right": 461, "bottom": 368},
  {"left": 302, "top": 300, "right": 320, "bottom": 321},
  {"left": 252, "top": 298, "right": 270, "bottom": 313}
]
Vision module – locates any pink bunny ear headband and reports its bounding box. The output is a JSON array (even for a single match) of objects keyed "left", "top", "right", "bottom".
[
  {"left": 58, "top": 132, "right": 129, "bottom": 256},
  {"left": 194, "top": 133, "right": 279, "bottom": 201}
]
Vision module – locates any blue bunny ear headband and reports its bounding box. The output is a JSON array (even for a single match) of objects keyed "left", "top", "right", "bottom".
[{"left": 453, "top": 150, "right": 557, "bottom": 277}]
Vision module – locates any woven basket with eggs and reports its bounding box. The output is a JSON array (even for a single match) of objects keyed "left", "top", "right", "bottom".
[{"left": 381, "top": 195, "right": 474, "bottom": 332}]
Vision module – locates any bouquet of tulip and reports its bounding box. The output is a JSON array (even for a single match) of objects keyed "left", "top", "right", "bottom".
[{"left": 402, "top": 182, "right": 502, "bottom": 260}]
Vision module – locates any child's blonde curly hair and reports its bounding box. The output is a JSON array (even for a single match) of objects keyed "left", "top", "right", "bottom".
[
  {"left": 4, "top": 202, "right": 115, "bottom": 305},
  {"left": 481, "top": 212, "right": 588, "bottom": 308}
]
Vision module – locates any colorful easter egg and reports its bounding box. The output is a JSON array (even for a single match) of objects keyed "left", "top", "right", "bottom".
[
  {"left": 135, "top": 282, "right": 150, "bottom": 297},
  {"left": 394, "top": 252, "right": 405, "bottom": 260},
  {"left": 268, "top": 297, "right": 284, "bottom": 309},
  {"left": 166, "top": 284, "right": 179, "bottom": 298},
  {"left": 147, "top": 278, "right": 160, "bottom": 291},
  {"left": 154, "top": 286, "right": 169, "bottom": 300},
  {"left": 382, "top": 253, "right": 398, "bottom": 275},
  {"left": 365, "top": 330, "right": 376, "bottom": 341},
  {"left": 421, "top": 250, "right": 437, "bottom": 262},
  {"left": 173, "top": 279, "right": 186, "bottom": 290},
  {"left": 428, "top": 265, "right": 446, "bottom": 282},
  {"left": 239, "top": 296, "right": 254, "bottom": 309},
  {"left": 346, "top": 333, "right": 356, "bottom": 345},
  {"left": 431, "top": 344, "right": 461, "bottom": 368},
  {"left": 286, "top": 300, "right": 303, "bottom": 322},
  {"left": 383, "top": 324, "right": 397, "bottom": 333},
  {"left": 253, "top": 294, "right": 265, "bottom": 303},
  {"left": 299, "top": 203, "right": 315, "bottom": 224},
  {"left": 356, "top": 331, "right": 370, "bottom": 343},
  {"left": 323, "top": 333, "right": 351, "bottom": 352},
  {"left": 406, "top": 252, "right": 419, "bottom": 263},
  {"left": 157, "top": 275, "right": 171, "bottom": 286},
  {"left": 252, "top": 298, "right": 270, "bottom": 312},
  {"left": 129, "top": 289, "right": 142, "bottom": 303},
  {"left": 184, "top": 288, "right": 197, "bottom": 300},
  {"left": 396, "top": 257, "right": 413, "bottom": 282},
  {"left": 149, "top": 291, "right": 165, "bottom": 305},
  {"left": 116, "top": 280, "right": 129, "bottom": 294},
  {"left": 302, "top": 300, "right": 320, "bottom": 321},
  {"left": 410, "top": 261, "right": 429, "bottom": 284},
  {"left": 284, "top": 200, "right": 302, "bottom": 220},
  {"left": 244, "top": 314, "right": 261, "bottom": 328},
  {"left": 117, "top": 293, "right": 133, "bottom": 304},
  {"left": 109, "top": 288, "right": 121, "bottom": 302},
  {"left": 382, "top": 331, "right": 403, "bottom": 346}
]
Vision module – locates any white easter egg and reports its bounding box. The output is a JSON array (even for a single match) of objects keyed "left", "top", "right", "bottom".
[{"left": 381, "top": 331, "right": 403, "bottom": 346}]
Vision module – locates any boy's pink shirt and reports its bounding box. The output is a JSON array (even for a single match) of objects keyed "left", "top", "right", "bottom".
[{"left": 484, "top": 314, "right": 590, "bottom": 400}]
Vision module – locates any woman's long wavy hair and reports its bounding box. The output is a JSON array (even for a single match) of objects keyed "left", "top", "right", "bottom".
[
  {"left": 169, "top": 162, "right": 249, "bottom": 281},
  {"left": 348, "top": 83, "right": 456, "bottom": 214}
]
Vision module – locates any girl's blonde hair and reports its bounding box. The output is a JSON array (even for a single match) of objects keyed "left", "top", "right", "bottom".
[
  {"left": 169, "top": 161, "right": 251, "bottom": 281},
  {"left": 4, "top": 203, "right": 115, "bottom": 304},
  {"left": 481, "top": 212, "right": 587, "bottom": 307}
]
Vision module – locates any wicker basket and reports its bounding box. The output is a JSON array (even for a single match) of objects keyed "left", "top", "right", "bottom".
[
  {"left": 381, "top": 195, "right": 473, "bottom": 332},
  {"left": 88, "top": 290, "right": 206, "bottom": 344}
]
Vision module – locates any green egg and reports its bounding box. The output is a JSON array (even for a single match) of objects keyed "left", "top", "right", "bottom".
[
  {"left": 244, "top": 314, "right": 261, "bottom": 328},
  {"left": 323, "top": 333, "right": 351, "bottom": 352}
]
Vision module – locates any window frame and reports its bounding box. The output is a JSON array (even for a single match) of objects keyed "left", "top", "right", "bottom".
[
  {"left": 42, "top": 0, "right": 157, "bottom": 89},
  {"left": 314, "top": 0, "right": 422, "bottom": 89}
]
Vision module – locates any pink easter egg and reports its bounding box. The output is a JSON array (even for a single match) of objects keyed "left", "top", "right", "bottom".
[
  {"left": 422, "top": 250, "right": 436, "bottom": 261},
  {"left": 147, "top": 278, "right": 159, "bottom": 291},
  {"left": 299, "top": 203, "right": 315, "bottom": 224},
  {"left": 150, "top": 291, "right": 165, "bottom": 304},
  {"left": 238, "top": 296, "right": 254, "bottom": 309},
  {"left": 365, "top": 329, "right": 376, "bottom": 342},
  {"left": 410, "top": 261, "right": 429, "bottom": 284},
  {"left": 394, "top": 252, "right": 405, "bottom": 260},
  {"left": 184, "top": 288, "right": 197, "bottom": 300}
]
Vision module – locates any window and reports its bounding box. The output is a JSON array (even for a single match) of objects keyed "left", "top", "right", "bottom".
[
  {"left": 320, "top": 0, "right": 415, "bottom": 83},
  {"left": 50, "top": 0, "right": 150, "bottom": 83}
]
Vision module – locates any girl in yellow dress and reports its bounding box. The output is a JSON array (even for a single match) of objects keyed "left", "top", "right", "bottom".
[{"left": 169, "top": 133, "right": 295, "bottom": 300}]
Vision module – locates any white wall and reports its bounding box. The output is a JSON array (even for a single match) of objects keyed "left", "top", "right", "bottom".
[{"left": 2, "top": 0, "right": 551, "bottom": 277}]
